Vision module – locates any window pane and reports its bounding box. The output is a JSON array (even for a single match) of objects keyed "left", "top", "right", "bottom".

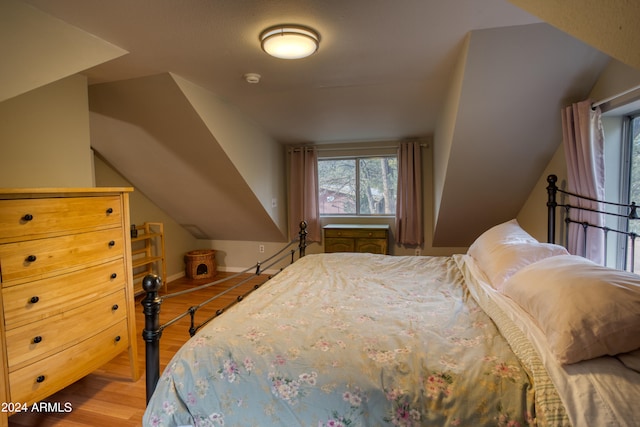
[
  {"left": 358, "top": 157, "right": 397, "bottom": 214},
  {"left": 318, "top": 159, "right": 356, "bottom": 214},
  {"left": 628, "top": 116, "right": 640, "bottom": 271},
  {"left": 630, "top": 116, "right": 640, "bottom": 236}
]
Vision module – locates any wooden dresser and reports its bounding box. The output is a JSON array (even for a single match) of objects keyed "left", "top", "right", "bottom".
[
  {"left": 324, "top": 224, "right": 390, "bottom": 254},
  {"left": 0, "top": 188, "right": 139, "bottom": 425}
]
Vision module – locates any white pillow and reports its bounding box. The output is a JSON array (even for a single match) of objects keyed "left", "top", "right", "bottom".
[
  {"left": 501, "top": 255, "right": 640, "bottom": 364},
  {"left": 617, "top": 349, "right": 640, "bottom": 372},
  {"left": 479, "top": 242, "right": 569, "bottom": 290},
  {"left": 468, "top": 219, "right": 537, "bottom": 255},
  {"left": 468, "top": 219, "right": 568, "bottom": 289}
]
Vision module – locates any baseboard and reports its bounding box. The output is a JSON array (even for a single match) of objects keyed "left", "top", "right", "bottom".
[
  {"left": 217, "top": 266, "right": 281, "bottom": 275},
  {"left": 166, "top": 267, "right": 279, "bottom": 284},
  {"left": 166, "top": 271, "right": 185, "bottom": 283}
]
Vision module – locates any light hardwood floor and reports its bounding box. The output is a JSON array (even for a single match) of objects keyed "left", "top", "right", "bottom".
[{"left": 8, "top": 272, "right": 269, "bottom": 427}]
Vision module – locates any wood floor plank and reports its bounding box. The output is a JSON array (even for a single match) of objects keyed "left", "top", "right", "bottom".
[{"left": 8, "top": 272, "right": 268, "bottom": 426}]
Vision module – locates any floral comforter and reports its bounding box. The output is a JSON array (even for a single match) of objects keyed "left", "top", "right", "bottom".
[{"left": 144, "top": 253, "right": 539, "bottom": 426}]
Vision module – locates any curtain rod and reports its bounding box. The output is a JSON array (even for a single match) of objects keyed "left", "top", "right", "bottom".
[
  {"left": 592, "top": 83, "right": 640, "bottom": 109},
  {"left": 288, "top": 143, "right": 429, "bottom": 153}
]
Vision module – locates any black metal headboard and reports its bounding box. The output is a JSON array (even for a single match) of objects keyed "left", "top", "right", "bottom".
[{"left": 546, "top": 174, "right": 639, "bottom": 270}]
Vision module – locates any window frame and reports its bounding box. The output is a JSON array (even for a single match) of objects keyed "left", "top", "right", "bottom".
[{"left": 317, "top": 154, "right": 398, "bottom": 217}]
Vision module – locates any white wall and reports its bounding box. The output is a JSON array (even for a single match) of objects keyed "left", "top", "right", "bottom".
[
  {"left": 0, "top": 75, "right": 94, "bottom": 188},
  {"left": 0, "top": 71, "right": 204, "bottom": 282},
  {"left": 93, "top": 154, "right": 200, "bottom": 282},
  {"left": 173, "top": 75, "right": 287, "bottom": 233},
  {"left": 433, "top": 35, "right": 470, "bottom": 233},
  {"left": 517, "top": 144, "right": 566, "bottom": 242}
]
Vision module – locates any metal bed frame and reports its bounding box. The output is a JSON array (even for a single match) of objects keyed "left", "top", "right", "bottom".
[
  {"left": 141, "top": 221, "right": 308, "bottom": 402},
  {"left": 546, "top": 174, "right": 639, "bottom": 270}
]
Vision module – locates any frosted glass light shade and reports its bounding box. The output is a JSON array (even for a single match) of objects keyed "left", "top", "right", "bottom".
[{"left": 260, "top": 25, "right": 319, "bottom": 59}]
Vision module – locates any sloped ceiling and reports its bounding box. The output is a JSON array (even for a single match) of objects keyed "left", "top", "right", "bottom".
[
  {"left": 13, "top": 0, "right": 625, "bottom": 246},
  {"left": 89, "top": 73, "right": 286, "bottom": 241},
  {"left": 508, "top": 0, "right": 640, "bottom": 71},
  {"left": 0, "top": 0, "right": 126, "bottom": 103},
  {"left": 433, "top": 24, "right": 609, "bottom": 246}
]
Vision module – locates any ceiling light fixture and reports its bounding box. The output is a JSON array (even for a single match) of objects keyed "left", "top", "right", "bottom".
[{"left": 260, "top": 25, "right": 320, "bottom": 59}]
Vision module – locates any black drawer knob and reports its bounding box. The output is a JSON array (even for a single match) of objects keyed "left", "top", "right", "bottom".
[
  {"left": 33, "top": 336, "right": 42, "bottom": 344},
  {"left": 108, "top": 240, "right": 116, "bottom": 247},
  {"left": 112, "top": 304, "right": 119, "bottom": 311},
  {"left": 25, "top": 255, "right": 37, "bottom": 262},
  {"left": 114, "top": 335, "right": 121, "bottom": 342},
  {"left": 22, "top": 214, "right": 33, "bottom": 221},
  {"left": 29, "top": 296, "right": 39, "bottom": 304},
  {"left": 110, "top": 273, "right": 117, "bottom": 279},
  {"left": 36, "top": 375, "right": 45, "bottom": 383},
  {"left": 106, "top": 207, "right": 113, "bottom": 215}
]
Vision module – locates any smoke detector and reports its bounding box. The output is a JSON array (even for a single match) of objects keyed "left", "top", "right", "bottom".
[{"left": 244, "top": 73, "right": 261, "bottom": 84}]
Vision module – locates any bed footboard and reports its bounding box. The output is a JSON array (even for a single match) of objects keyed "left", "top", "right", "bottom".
[{"left": 142, "top": 221, "right": 308, "bottom": 403}]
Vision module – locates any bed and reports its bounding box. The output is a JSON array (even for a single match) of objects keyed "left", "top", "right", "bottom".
[{"left": 142, "top": 176, "right": 640, "bottom": 426}]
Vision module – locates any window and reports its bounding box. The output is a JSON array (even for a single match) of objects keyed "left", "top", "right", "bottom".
[
  {"left": 627, "top": 114, "right": 640, "bottom": 218},
  {"left": 318, "top": 156, "right": 398, "bottom": 216},
  {"left": 605, "top": 111, "right": 640, "bottom": 270},
  {"left": 624, "top": 114, "right": 640, "bottom": 270}
]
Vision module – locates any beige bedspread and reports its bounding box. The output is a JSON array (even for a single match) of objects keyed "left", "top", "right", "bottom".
[{"left": 144, "top": 253, "right": 555, "bottom": 426}]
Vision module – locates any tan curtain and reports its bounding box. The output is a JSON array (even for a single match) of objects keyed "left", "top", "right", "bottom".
[
  {"left": 562, "top": 99, "right": 605, "bottom": 264},
  {"left": 395, "top": 141, "right": 423, "bottom": 245},
  {"left": 288, "top": 146, "right": 321, "bottom": 242}
]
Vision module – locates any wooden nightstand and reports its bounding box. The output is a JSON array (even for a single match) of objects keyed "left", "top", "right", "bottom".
[{"left": 323, "top": 224, "right": 389, "bottom": 254}]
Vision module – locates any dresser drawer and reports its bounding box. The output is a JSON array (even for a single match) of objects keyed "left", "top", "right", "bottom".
[
  {"left": 0, "top": 188, "right": 139, "bottom": 419},
  {"left": 0, "top": 196, "right": 122, "bottom": 242},
  {"left": 356, "top": 239, "right": 388, "bottom": 254},
  {"left": 0, "top": 228, "right": 124, "bottom": 284},
  {"left": 2, "top": 259, "right": 125, "bottom": 329},
  {"left": 324, "top": 228, "right": 388, "bottom": 239},
  {"left": 6, "top": 290, "right": 127, "bottom": 370},
  {"left": 9, "top": 319, "right": 129, "bottom": 404},
  {"left": 324, "top": 238, "right": 355, "bottom": 253}
]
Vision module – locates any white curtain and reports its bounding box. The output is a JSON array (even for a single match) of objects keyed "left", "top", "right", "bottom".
[
  {"left": 395, "top": 141, "right": 423, "bottom": 246},
  {"left": 561, "top": 99, "right": 605, "bottom": 264},
  {"left": 288, "top": 147, "right": 321, "bottom": 242}
]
